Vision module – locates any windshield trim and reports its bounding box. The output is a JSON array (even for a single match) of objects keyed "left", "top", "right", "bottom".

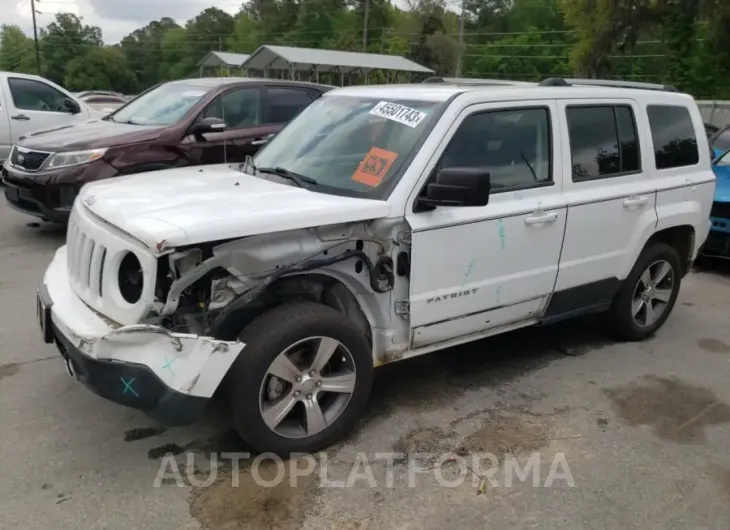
[{"left": 249, "top": 92, "right": 459, "bottom": 201}]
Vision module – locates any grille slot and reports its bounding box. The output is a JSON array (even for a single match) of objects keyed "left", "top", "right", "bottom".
[
  {"left": 10, "top": 146, "right": 52, "bottom": 172},
  {"left": 66, "top": 217, "right": 107, "bottom": 300}
]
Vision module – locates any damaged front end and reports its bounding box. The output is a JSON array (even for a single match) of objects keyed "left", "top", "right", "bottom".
[{"left": 41, "top": 245, "right": 245, "bottom": 426}]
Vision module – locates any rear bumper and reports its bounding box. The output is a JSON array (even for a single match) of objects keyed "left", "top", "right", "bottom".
[
  {"left": 40, "top": 245, "right": 245, "bottom": 425},
  {"left": 700, "top": 217, "right": 730, "bottom": 258}
]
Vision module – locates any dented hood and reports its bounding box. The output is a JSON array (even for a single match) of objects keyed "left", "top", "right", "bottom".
[{"left": 77, "top": 164, "right": 391, "bottom": 249}]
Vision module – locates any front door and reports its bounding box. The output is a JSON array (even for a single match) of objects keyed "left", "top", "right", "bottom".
[
  {"left": 406, "top": 100, "right": 567, "bottom": 348},
  {"left": 184, "top": 86, "right": 277, "bottom": 165},
  {"left": 3, "top": 76, "right": 85, "bottom": 144}
]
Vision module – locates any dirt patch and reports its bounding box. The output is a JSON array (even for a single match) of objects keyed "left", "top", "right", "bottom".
[
  {"left": 0, "top": 363, "right": 20, "bottom": 381},
  {"left": 457, "top": 414, "right": 551, "bottom": 458},
  {"left": 189, "top": 456, "right": 319, "bottom": 530},
  {"left": 596, "top": 417, "right": 609, "bottom": 431},
  {"left": 148, "top": 430, "right": 247, "bottom": 460},
  {"left": 124, "top": 427, "right": 166, "bottom": 442},
  {"left": 697, "top": 338, "right": 730, "bottom": 354},
  {"left": 712, "top": 466, "right": 730, "bottom": 498},
  {"left": 604, "top": 376, "right": 730, "bottom": 444},
  {"left": 392, "top": 426, "right": 452, "bottom": 455}
]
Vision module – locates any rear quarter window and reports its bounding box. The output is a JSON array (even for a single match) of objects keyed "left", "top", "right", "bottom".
[{"left": 646, "top": 105, "right": 699, "bottom": 169}]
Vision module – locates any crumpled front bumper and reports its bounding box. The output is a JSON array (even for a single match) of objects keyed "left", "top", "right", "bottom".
[{"left": 41, "top": 245, "right": 245, "bottom": 425}]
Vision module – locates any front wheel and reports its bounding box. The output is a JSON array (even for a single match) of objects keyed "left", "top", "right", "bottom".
[
  {"left": 609, "top": 242, "right": 682, "bottom": 341},
  {"left": 228, "top": 302, "right": 374, "bottom": 455}
]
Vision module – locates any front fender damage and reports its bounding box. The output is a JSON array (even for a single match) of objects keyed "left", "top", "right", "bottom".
[{"left": 74, "top": 325, "right": 244, "bottom": 398}]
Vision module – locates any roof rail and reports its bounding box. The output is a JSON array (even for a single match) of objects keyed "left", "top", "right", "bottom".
[
  {"left": 539, "top": 77, "right": 677, "bottom": 92},
  {"left": 423, "top": 76, "right": 534, "bottom": 86}
]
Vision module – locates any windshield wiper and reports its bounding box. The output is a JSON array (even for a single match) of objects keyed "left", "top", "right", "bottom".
[{"left": 257, "top": 166, "right": 318, "bottom": 188}]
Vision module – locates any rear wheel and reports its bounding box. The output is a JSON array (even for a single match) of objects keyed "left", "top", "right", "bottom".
[
  {"left": 228, "top": 302, "right": 373, "bottom": 455},
  {"left": 609, "top": 242, "right": 682, "bottom": 341}
]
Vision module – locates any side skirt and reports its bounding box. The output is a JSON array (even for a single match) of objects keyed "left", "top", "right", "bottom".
[{"left": 539, "top": 277, "right": 622, "bottom": 326}]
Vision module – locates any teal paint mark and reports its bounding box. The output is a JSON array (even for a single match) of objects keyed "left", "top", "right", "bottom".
[
  {"left": 495, "top": 285, "right": 502, "bottom": 304},
  {"left": 498, "top": 219, "right": 507, "bottom": 250},
  {"left": 162, "top": 356, "right": 176, "bottom": 374},
  {"left": 462, "top": 258, "right": 475, "bottom": 286},
  {"left": 121, "top": 377, "right": 138, "bottom": 397}
]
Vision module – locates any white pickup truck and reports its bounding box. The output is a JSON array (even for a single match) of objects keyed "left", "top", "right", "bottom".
[
  {"left": 0, "top": 72, "right": 101, "bottom": 166},
  {"left": 37, "top": 78, "right": 715, "bottom": 455}
]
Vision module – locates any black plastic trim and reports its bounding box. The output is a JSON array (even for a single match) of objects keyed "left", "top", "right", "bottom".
[{"left": 540, "top": 277, "right": 622, "bottom": 325}]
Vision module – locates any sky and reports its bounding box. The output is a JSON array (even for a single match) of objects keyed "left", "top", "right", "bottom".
[{"left": 8, "top": 0, "right": 242, "bottom": 44}]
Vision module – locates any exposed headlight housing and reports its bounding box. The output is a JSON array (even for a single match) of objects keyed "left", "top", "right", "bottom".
[
  {"left": 118, "top": 252, "right": 144, "bottom": 304},
  {"left": 46, "top": 148, "right": 108, "bottom": 170}
]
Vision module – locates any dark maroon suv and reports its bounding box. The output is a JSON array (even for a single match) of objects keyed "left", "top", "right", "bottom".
[{"left": 2, "top": 77, "right": 333, "bottom": 223}]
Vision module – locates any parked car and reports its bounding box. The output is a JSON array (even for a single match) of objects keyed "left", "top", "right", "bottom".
[
  {"left": 709, "top": 124, "right": 730, "bottom": 158},
  {"left": 702, "top": 148, "right": 730, "bottom": 258},
  {"left": 0, "top": 72, "right": 104, "bottom": 167},
  {"left": 3, "top": 77, "right": 333, "bottom": 223},
  {"left": 36, "top": 79, "right": 714, "bottom": 454},
  {"left": 78, "top": 93, "right": 128, "bottom": 114}
]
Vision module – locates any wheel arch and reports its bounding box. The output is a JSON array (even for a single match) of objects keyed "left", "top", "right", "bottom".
[
  {"left": 210, "top": 271, "right": 377, "bottom": 348},
  {"left": 642, "top": 225, "right": 695, "bottom": 276}
]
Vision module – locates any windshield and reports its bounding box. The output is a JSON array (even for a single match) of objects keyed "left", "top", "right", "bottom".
[
  {"left": 251, "top": 95, "right": 445, "bottom": 199},
  {"left": 108, "top": 83, "right": 209, "bottom": 126}
]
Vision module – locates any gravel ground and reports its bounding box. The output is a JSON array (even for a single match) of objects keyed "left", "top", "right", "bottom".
[{"left": 1, "top": 200, "right": 730, "bottom": 530}]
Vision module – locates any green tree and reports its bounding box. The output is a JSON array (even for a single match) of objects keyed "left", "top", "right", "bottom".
[
  {"left": 120, "top": 18, "right": 180, "bottom": 89},
  {"left": 0, "top": 25, "right": 36, "bottom": 74},
  {"left": 63, "top": 46, "right": 139, "bottom": 93},
  {"left": 40, "top": 13, "right": 103, "bottom": 85},
  {"left": 184, "top": 7, "right": 236, "bottom": 63}
]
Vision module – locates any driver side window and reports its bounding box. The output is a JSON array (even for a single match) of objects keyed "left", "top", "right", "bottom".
[
  {"left": 202, "top": 87, "right": 261, "bottom": 129},
  {"left": 437, "top": 107, "right": 552, "bottom": 192},
  {"left": 8, "top": 77, "right": 69, "bottom": 113}
]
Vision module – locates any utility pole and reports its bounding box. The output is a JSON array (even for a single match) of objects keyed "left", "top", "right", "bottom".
[
  {"left": 30, "top": 0, "right": 41, "bottom": 74},
  {"left": 362, "top": 0, "right": 370, "bottom": 52},
  {"left": 454, "top": 0, "right": 465, "bottom": 77}
]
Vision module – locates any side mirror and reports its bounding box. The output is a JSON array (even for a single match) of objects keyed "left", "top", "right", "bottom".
[
  {"left": 63, "top": 98, "right": 81, "bottom": 114},
  {"left": 415, "top": 167, "right": 490, "bottom": 211},
  {"left": 192, "top": 116, "right": 227, "bottom": 136}
]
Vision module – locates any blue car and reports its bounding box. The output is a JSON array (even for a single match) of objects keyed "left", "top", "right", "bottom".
[{"left": 704, "top": 149, "right": 730, "bottom": 258}]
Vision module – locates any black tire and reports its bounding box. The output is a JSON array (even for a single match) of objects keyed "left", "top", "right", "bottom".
[
  {"left": 228, "top": 301, "right": 373, "bottom": 455},
  {"left": 609, "top": 242, "right": 682, "bottom": 341}
]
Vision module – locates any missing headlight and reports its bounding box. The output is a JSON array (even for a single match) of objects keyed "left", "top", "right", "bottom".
[{"left": 118, "top": 252, "right": 143, "bottom": 303}]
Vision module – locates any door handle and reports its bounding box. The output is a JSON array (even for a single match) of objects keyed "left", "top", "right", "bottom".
[
  {"left": 11, "top": 114, "right": 30, "bottom": 121},
  {"left": 250, "top": 138, "right": 268, "bottom": 146},
  {"left": 524, "top": 211, "right": 559, "bottom": 225},
  {"left": 623, "top": 195, "right": 648, "bottom": 208}
]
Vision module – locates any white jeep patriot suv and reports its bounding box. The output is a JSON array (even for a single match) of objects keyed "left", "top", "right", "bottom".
[{"left": 37, "top": 78, "right": 715, "bottom": 454}]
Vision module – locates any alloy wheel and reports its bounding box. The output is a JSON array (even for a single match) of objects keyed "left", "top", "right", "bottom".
[{"left": 258, "top": 336, "right": 357, "bottom": 439}]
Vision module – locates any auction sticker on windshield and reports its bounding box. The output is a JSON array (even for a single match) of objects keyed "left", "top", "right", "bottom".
[
  {"left": 369, "top": 101, "right": 428, "bottom": 128},
  {"left": 352, "top": 147, "right": 399, "bottom": 187}
]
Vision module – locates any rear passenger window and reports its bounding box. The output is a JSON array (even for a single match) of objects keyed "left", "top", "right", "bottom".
[
  {"left": 647, "top": 105, "right": 699, "bottom": 169},
  {"left": 566, "top": 105, "right": 641, "bottom": 181}
]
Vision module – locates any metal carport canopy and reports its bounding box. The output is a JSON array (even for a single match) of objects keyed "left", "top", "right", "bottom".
[
  {"left": 197, "top": 51, "right": 251, "bottom": 69},
  {"left": 241, "top": 45, "right": 434, "bottom": 74}
]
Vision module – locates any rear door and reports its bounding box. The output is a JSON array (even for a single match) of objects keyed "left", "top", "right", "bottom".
[
  {"left": 262, "top": 85, "right": 316, "bottom": 138},
  {"left": 547, "top": 99, "right": 658, "bottom": 321}
]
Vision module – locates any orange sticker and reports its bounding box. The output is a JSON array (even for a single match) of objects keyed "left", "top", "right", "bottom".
[{"left": 351, "top": 147, "right": 398, "bottom": 187}]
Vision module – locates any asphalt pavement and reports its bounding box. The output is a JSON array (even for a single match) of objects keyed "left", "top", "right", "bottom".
[{"left": 2, "top": 200, "right": 730, "bottom": 530}]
